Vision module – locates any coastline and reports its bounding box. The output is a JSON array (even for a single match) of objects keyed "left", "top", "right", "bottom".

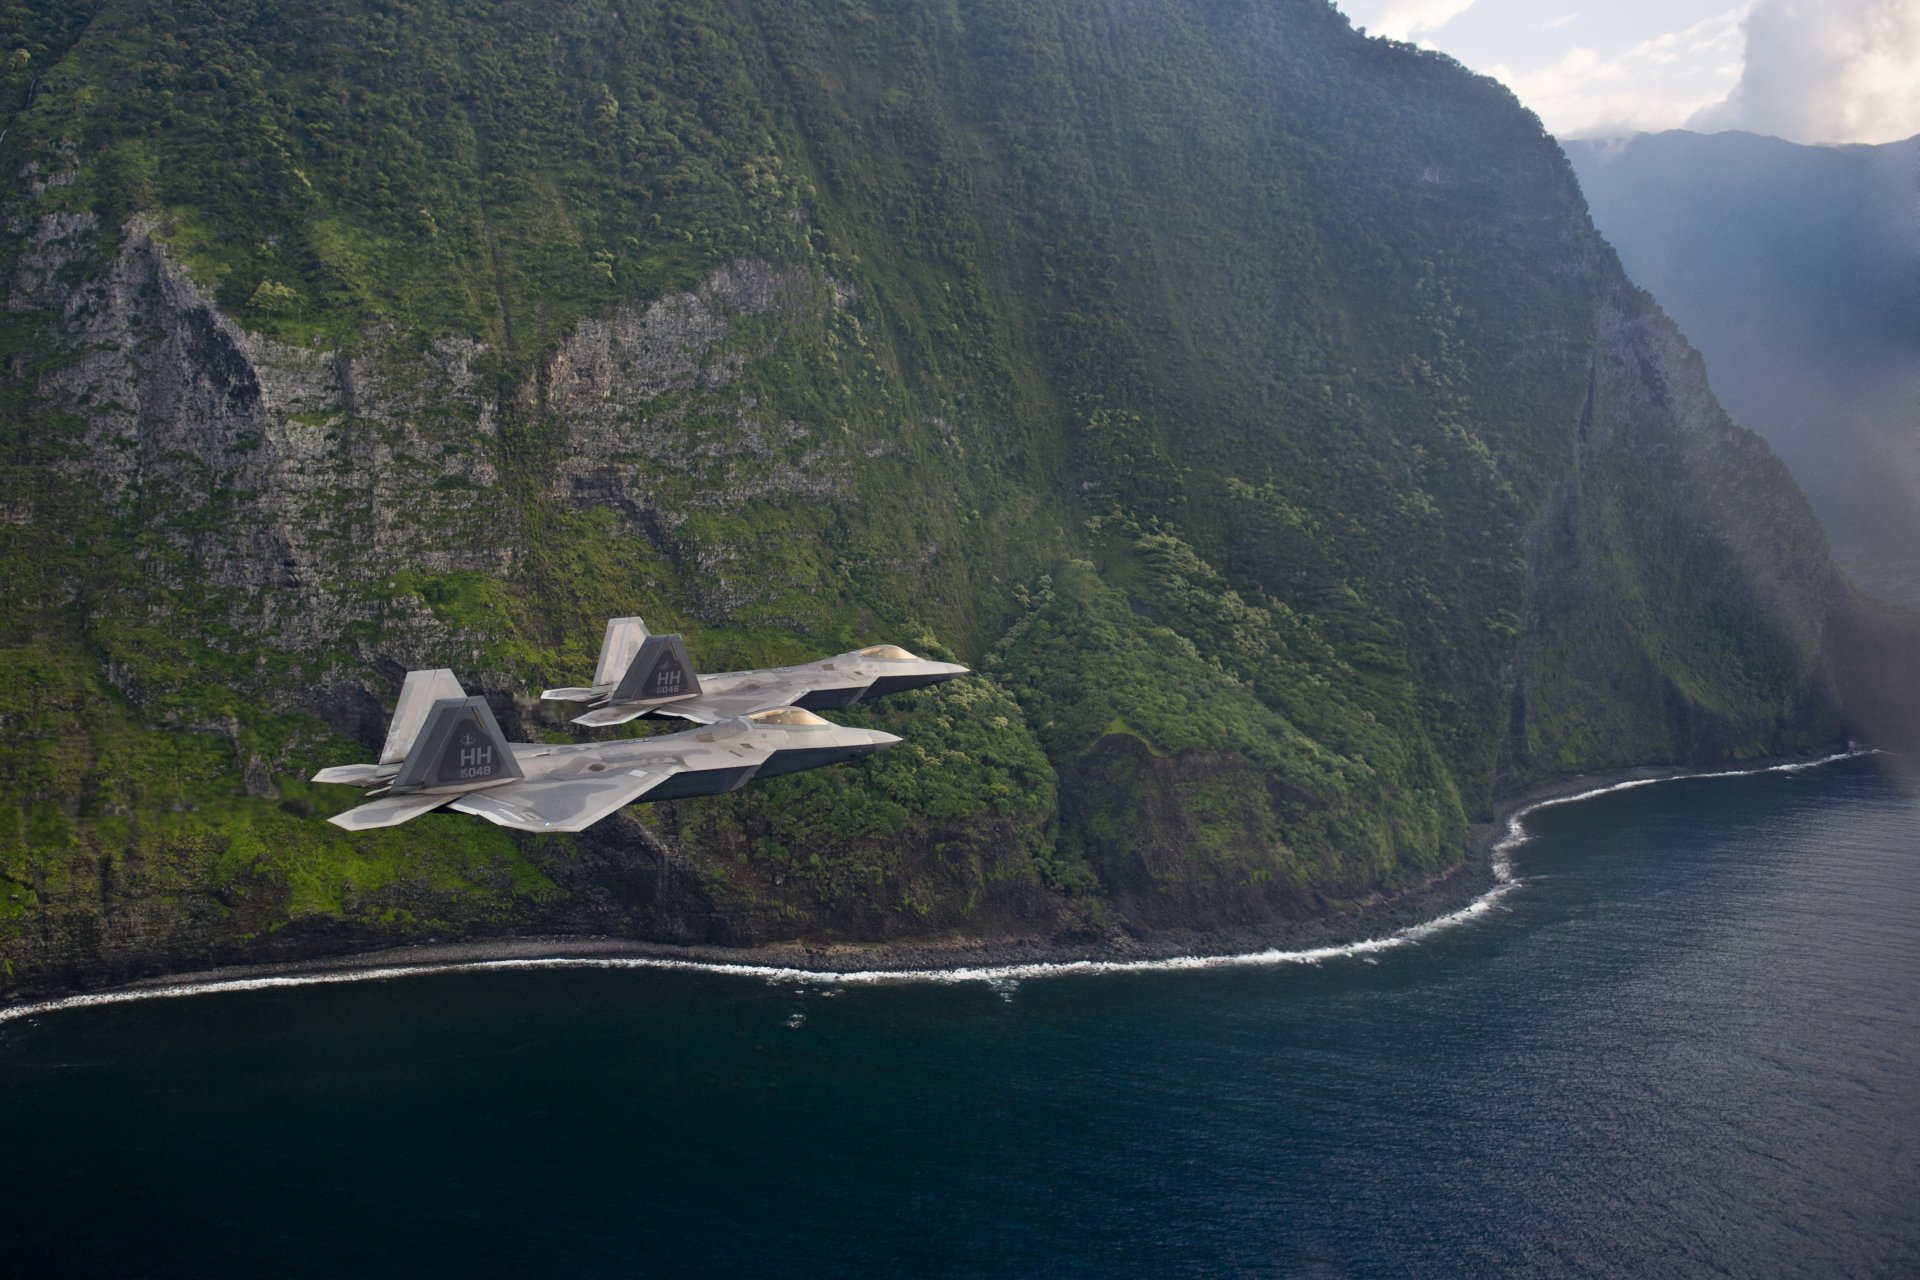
[{"left": 0, "top": 746, "right": 1868, "bottom": 1021}]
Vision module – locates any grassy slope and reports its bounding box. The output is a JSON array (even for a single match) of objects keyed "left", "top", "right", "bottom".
[{"left": 0, "top": 0, "right": 1851, "bottom": 989}]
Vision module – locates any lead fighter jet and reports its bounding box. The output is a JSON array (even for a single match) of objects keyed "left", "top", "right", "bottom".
[
  {"left": 313, "top": 669, "right": 899, "bottom": 832},
  {"left": 540, "top": 616, "right": 969, "bottom": 727}
]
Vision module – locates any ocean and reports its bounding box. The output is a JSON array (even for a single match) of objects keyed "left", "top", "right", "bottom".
[{"left": 2, "top": 754, "right": 1914, "bottom": 1277}]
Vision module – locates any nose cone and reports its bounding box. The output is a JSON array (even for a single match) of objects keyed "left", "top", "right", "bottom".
[
  {"left": 747, "top": 722, "right": 902, "bottom": 780},
  {"left": 864, "top": 662, "right": 971, "bottom": 699}
]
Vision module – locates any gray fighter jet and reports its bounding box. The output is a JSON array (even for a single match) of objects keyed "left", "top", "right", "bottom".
[
  {"left": 313, "top": 669, "right": 899, "bottom": 832},
  {"left": 541, "top": 616, "right": 969, "bottom": 727}
]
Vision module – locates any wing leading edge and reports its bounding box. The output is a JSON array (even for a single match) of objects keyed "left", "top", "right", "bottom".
[{"left": 446, "top": 766, "right": 683, "bottom": 832}]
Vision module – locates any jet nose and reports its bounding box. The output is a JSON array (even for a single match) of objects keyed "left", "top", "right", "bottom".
[
  {"left": 862, "top": 729, "right": 904, "bottom": 750},
  {"left": 929, "top": 661, "right": 970, "bottom": 680}
]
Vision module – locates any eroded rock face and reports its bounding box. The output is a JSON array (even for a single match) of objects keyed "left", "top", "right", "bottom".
[
  {"left": 19, "top": 215, "right": 857, "bottom": 698},
  {"left": 1588, "top": 296, "right": 1831, "bottom": 652},
  {"left": 547, "top": 260, "right": 787, "bottom": 410},
  {"left": 20, "top": 214, "right": 505, "bottom": 680},
  {"left": 543, "top": 258, "right": 853, "bottom": 615},
  {"left": 1494, "top": 291, "right": 1846, "bottom": 786},
  {"left": 0, "top": 223, "right": 961, "bottom": 997}
]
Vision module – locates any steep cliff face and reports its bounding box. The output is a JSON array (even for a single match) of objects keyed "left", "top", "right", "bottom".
[
  {"left": 1499, "top": 293, "right": 1844, "bottom": 783},
  {"left": 0, "top": 0, "right": 1879, "bottom": 997},
  {"left": 1566, "top": 131, "right": 1920, "bottom": 607},
  {"left": 20, "top": 212, "right": 504, "bottom": 662},
  {"left": 542, "top": 260, "right": 858, "bottom": 603},
  {"left": 1, "top": 207, "right": 1064, "bottom": 993}
]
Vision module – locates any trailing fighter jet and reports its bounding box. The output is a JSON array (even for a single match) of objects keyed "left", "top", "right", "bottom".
[
  {"left": 313, "top": 669, "right": 899, "bottom": 832},
  {"left": 540, "top": 616, "right": 969, "bottom": 727}
]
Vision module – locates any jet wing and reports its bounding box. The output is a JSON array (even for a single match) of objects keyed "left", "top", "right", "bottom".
[
  {"left": 329, "top": 792, "right": 451, "bottom": 830},
  {"left": 615, "top": 670, "right": 844, "bottom": 725},
  {"left": 639, "top": 689, "right": 793, "bottom": 725},
  {"left": 566, "top": 689, "right": 780, "bottom": 726},
  {"left": 446, "top": 766, "right": 683, "bottom": 832},
  {"left": 570, "top": 702, "right": 654, "bottom": 728}
]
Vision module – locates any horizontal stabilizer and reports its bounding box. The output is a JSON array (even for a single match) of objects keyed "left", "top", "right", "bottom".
[
  {"left": 329, "top": 793, "right": 450, "bottom": 830},
  {"left": 448, "top": 768, "right": 679, "bottom": 832},
  {"left": 539, "top": 686, "right": 600, "bottom": 703},
  {"left": 570, "top": 703, "right": 650, "bottom": 728},
  {"left": 312, "top": 763, "right": 391, "bottom": 786}
]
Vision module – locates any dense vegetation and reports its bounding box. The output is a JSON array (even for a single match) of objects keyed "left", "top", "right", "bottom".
[{"left": 0, "top": 0, "right": 1865, "bottom": 992}]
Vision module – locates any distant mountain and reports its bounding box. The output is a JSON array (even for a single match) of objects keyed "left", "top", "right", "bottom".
[{"left": 1565, "top": 130, "right": 1920, "bottom": 606}]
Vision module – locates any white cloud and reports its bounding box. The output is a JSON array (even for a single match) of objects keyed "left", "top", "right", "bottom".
[
  {"left": 1540, "top": 13, "right": 1580, "bottom": 31},
  {"left": 1688, "top": 0, "right": 1920, "bottom": 144},
  {"left": 1369, "top": 0, "right": 1479, "bottom": 41},
  {"left": 1489, "top": 6, "right": 1752, "bottom": 137}
]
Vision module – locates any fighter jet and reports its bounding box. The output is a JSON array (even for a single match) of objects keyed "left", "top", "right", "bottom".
[
  {"left": 313, "top": 669, "right": 899, "bottom": 832},
  {"left": 540, "top": 616, "right": 969, "bottom": 727}
]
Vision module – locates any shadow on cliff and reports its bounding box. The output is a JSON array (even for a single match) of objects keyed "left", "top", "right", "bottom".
[{"left": 1824, "top": 581, "right": 1920, "bottom": 761}]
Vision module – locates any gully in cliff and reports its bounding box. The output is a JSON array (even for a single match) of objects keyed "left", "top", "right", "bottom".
[{"left": 310, "top": 668, "right": 904, "bottom": 833}]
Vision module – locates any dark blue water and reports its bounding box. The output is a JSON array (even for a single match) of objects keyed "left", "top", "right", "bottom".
[{"left": 3, "top": 756, "right": 1916, "bottom": 1278}]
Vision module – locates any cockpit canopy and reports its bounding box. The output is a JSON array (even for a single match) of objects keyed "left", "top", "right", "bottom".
[
  {"left": 747, "top": 706, "right": 831, "bottom": 726},
  {"left": 856, "top": 644, "right": 919, "bottom": 661}
]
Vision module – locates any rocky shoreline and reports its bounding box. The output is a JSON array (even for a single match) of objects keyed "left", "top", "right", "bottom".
[{"left": 0, "top": 747, "right": 1864, "bottom": 1014}]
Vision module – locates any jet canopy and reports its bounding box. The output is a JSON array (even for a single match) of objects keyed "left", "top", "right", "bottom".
[
  {"left": 746, "top": 706, "right": 832, "bottom": 726},
  {"left": 856, "top": 645, "right": 920, "bottom": 661}
]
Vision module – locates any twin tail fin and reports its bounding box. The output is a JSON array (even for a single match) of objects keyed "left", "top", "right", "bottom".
[
  {"left": 319, "top": 670, "right": 524, "bottom": 829},
  {"left": 541, "top": 616, "right": 657, "bottom": 702},
  {"left": 609, "top": 633, "right": 701, "bottom": 704},
  {"left": 388, "top": 695, "right": 523, "bottom": 793}
]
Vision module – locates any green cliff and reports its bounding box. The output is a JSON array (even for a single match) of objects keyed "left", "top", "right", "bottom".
[{"left": 0, "top": 0, "right": 1880, "bottom": 995}]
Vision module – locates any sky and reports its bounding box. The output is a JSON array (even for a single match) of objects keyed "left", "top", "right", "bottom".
[{"left": 1333, "top": 0, "right": 1920, "bottom": 144}]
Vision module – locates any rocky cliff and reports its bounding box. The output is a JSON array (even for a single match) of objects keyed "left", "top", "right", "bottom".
[
  {"left": 1565, "top": 131, "right": 1920, "bottom": 608},
  {"left": 0, "top": 0, "right": 1891, "bottom": 998}
]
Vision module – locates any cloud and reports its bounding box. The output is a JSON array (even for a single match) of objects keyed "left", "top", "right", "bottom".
[
  {"left": 1539, "top": 13, "right": 1580, "bottom": 32},
  {"left": 1688, "top": 0, "right": 1920, "bottom": 144},
  {"left": 1488, "top": 6, "right": 1752, "bottom": 137},
  {"left": 1368, "top": 0, "right": 1479, "bottom": 41}
]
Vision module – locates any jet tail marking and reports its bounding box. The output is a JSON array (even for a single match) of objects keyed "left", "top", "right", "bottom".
[
  {"left": 390, "top": 696, "right": 525, "bottom": 793},
  {"left": 610, "top": 633, "right": 702, "bottom": 704}
]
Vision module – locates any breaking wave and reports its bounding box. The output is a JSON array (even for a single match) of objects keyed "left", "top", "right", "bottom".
[{"left": 0, "top": 750, "right": 1867, "bottom": 1024}]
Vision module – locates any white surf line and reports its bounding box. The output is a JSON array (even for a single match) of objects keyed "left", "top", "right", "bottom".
[{"left": 0, "top": 749, "right": 1871, "bottom": 1024}]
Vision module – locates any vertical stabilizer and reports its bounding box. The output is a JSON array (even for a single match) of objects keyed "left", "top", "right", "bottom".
[
  {"left": 593, "top": 617, "right": 652, "bottom": 688},
  {"left": 380, "top": 669, "right": 469, "bottom": 765},
  {"left": 390, "top": 697, "right": 525, "bottom": 792},
  {"left": 611, "top": 634, "right": 703, "bottom": 703}
]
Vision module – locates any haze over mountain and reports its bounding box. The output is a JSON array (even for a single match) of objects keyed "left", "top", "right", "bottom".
[
  {"left": 1565, "top": 129, "right": 1920, "bottom": 606},
  {"left": 0, "top": 0, "right": 1906, "bottom": 997}
]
